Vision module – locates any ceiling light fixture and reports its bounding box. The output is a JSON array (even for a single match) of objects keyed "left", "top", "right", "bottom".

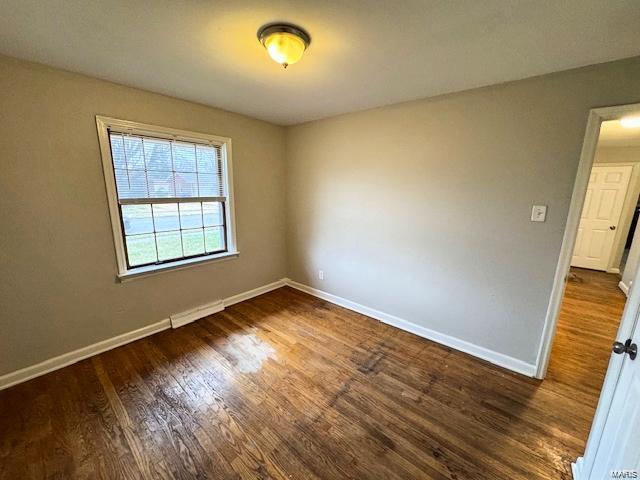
[
  {"left": 620, "top": 116, "right": 640, "bottom": 129},
  {"left": 257, "top": 23, "right": 311, "bottom": 69}
]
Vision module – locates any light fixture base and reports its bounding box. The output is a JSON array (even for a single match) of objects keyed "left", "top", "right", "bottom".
[{"left": 257, "top": 23, "right": 311, "bottom": 48}]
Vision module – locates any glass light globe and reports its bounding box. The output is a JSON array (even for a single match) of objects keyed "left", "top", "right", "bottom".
[{"left": 258, "top": 24, "right": 310, "bottom": 69}]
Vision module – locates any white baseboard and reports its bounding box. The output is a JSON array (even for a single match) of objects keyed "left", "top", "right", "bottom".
[
  {"left": 224, "top": 279, "right": 286, "bottom": 307},
  {"left": 571, "top": 456, "right": 584, "bottom": 479},
  {"left": 284, "top": 278, "right": 537, "bottom": 377},
  {"left": 170, "top": 279, "right": 287, "bottom": 329},
  {"left": 0, "top": 319, "right": 171, "bottom": 391},
  {"left": 607, "top": 267, "right": 621, "bottom": 274},
  {"left": 0, "top": 278, "right": 287, "bottom": 391},
  {"left": 1, "top": 276, "right": 536, "bottom": 390},
  {"left": 170, "top": 300, "right": 225, "bottom": 328},
  {"left": 619, "top": 280, "right": 630, "bottom": 297}
]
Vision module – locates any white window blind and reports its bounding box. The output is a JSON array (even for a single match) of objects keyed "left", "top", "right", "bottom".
[
  {"left": 109, "top": 134, "right": 225, "bottom": 200},
  {"left": 98, "top": 119, "right": 236, "bottom": 275}
]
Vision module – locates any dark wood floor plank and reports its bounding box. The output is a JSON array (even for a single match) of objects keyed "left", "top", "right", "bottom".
[
  {"left": 187, "top": 322, "right": 368, "bottom": 480},
  {"left": 232, "top": 292, "right": 573, "bottom": 477},
  {"left": 197, "top": 316, "right": 415, "bottom": 480},
  {"left": 222, "top": 305, "right": 509, "bottom": 479},
  {"left": 0, "top": 267, "right": 624, "bottom": 479}
]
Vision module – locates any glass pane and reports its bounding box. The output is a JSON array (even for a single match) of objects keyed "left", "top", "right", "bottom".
[
  {"left": 203, "top": 202, "right": 223, "bottom": 226},
  {"left": 173, "top": 143, "right": 196, "bottom": 172},
  {"left": 121, "top": 204, "right": 154, "bottom": 235},
  {"left": 196, "top": 145, "right": 216, "bottom": 173},
  {"left": 126, "top": 234, "right": 157, "bottom": 266},
  {"left": 174, "top": 172, "right": 198, "bottom": 198},
  {"left": 109, "top": 134, "right": 126, "bottom": 169},
  {"left": 143, "top": 138, "right": 172, "bottom": 171},
  {"left": 115, "top": 169, "right": 148, "bottom": 199},
  {"left": 152, "top": 203, "right": 179, "bottom": 232},
  {"left": 198, "top": 173, "right": 220, "bottom": 196},
  {"left": 182, "top": 229, "right": 205, "bottom": 257},
  {"left": 179, "top": 203, "right": 203, "bottom": 229},
  {"left": 205, "top": 226, "right": 225, "bottom": 252},
  {"left": 156, "top": 230, "right": 183, "bottom": 261},
  {"left": 124, "top": 137, "right": 145, "bottom": 170},
  {"left": 147, "top": 170, "right": 175, "bottom": 197}
]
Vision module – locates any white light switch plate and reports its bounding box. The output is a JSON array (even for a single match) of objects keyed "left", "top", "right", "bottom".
[{"left": 531, "top": 205, "right": 547, "bottom": 222}]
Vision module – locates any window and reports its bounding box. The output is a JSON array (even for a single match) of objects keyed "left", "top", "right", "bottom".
[{"left": 96, "top": 117, "right": 237, "bottom": 279}]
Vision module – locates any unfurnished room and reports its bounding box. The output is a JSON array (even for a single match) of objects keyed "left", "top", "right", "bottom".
[{"left": 1, "top": 2, "right": 640, "bottom": 479}]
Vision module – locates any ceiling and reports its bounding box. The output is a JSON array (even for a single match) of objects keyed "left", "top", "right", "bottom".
[
  {"left": 600, "top": 118, "right": 640, "bottom": 147},
  {"left": 1, "top": 1, "right": 639, "bottom": 125}
]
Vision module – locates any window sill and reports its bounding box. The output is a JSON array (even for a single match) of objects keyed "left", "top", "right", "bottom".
[{"left": 117, "top": 251, "right": 240, "bottom": 282}]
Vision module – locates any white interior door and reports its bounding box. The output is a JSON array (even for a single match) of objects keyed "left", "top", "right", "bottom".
[
  {"left": 588, "top": 321, "right": 640, "bottom": 478},
  {"left": 572, "top": 165, "right": 632, "bottom": 271}
]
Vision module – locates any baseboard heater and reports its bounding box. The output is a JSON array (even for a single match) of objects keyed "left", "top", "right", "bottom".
[{"left": 170, "top": 300, "right": 225, "bottom": 329}]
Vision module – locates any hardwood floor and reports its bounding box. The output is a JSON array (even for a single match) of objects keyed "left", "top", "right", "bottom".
[
  {"left": 0, "top": 275, "right": 625, "bottom": 479},
  {"left": 547, "top": 268, "right": 626, "bottom": 397}
]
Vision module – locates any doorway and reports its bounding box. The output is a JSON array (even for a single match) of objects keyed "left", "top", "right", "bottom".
[
  {"left": 537, "top": 103, "right": 640, "bottom": 478},
  {"left": 555, "top": 124, "right": 640, "bottom": 396}
]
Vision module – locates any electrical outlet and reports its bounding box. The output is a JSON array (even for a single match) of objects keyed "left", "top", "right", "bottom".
[{"left": 318, "top": 270, "right": 324, "bottom": 280}]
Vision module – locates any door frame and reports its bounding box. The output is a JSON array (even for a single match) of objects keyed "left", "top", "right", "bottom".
[
  {"left": 533, "top": 102, "right": 640, "bottom": 479},
  {"left": 536, "top": 102, "right": 640, "bottom": 379}
]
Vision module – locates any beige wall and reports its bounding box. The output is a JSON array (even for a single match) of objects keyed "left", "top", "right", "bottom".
[
  {"left": 595, "top": 146, "right": 640, "bottom": 164},
  {"left": 286, "top": 57, "right": 640, "bottom": 366},
  {"left": 3, "top": 53, "right": 640, "bottom": 378},
  {"left": 0, "top": 55, "right": 287, "bottom": 375}
]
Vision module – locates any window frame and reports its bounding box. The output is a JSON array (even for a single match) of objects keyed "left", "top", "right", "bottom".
[{"left": 96, "top": 116, "right": 238, "bottom": 281}]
